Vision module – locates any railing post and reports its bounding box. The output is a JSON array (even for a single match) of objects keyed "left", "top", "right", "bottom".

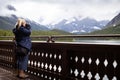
[
  {"left": 61, "top": 49, "right": 69, "bottom": 80},
  {"left": 12, "top": 40, "right": 17, "bottom": 69}
]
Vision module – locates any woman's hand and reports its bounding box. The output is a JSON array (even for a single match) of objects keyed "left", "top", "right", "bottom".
[{"left": 22, "top": 19, "right": 27, "bottom": 27}]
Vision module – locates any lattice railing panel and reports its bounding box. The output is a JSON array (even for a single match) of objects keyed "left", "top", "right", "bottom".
[
  {"left": 27, "top": 43, "right": 63, "bottom": 80},
  {"left": 68, "top": 45, "right": 120, "bottom": 80}
]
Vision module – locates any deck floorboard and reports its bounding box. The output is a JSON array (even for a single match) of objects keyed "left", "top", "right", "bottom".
[{"left": 0, "top": 66, "right": 43, "bottom": 80}]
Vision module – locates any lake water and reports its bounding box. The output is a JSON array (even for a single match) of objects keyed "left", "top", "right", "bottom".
[{"left": 71, "top": 40, "right": 120, "bottom": 45}]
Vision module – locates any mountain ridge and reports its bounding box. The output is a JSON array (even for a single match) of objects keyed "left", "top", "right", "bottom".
[
  {"left": 48, "top": 17, "right": 109, "bottom": 34},
  {"left": 0, "top": 15, "right": 49, "bottom": 30},
  {"left": 106, "top": 13, "right": 120, "bottom": 27},
  {"left": 90, "top": 12, "right": 120, "bottom": 34}
]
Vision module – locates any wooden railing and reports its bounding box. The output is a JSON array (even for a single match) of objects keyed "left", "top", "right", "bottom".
[
  {"left": 0, "top": 35, "right": 120, "bottom": 80},
  {"left": 1, "top": 34, "right": 120, "bottom": 42}
]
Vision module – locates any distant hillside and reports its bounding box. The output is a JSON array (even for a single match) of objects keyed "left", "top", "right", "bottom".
[
  {"left": 31, "top": 29, "right": 72, "bottom": 36},
  {"left": 0, "top": 29, "right": 72, "bottom": 37},
  {"left": 0, "top": 15, "right": 49, "bottom": 30},
  {"left": 90, "top": 25, "right": 120, "bottom": 34},
  {"left": 90, "top": 12, "right": 120, "bottom": 34},
  {"left": 0, "top": 16, "right": 16, "bottom": 30},
  {"left": 106, "top": 13, "right": 120, "bottom": 27}
]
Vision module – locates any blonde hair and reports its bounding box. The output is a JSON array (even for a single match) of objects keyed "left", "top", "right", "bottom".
[{"left": 15, "top": 18, "right": 26, "bottom": 29}]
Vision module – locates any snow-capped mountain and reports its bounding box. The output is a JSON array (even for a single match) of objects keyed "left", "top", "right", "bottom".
[
  {"left": 3, "top": 4, "right": 109, "bottom": 33},
  {"left": 48, "top": 17, "right": 109, "bottom": 34}
]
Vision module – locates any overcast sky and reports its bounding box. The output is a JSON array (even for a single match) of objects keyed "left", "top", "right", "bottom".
[{"left": 0, "top": 0, "right": 120, "bottom": 25}]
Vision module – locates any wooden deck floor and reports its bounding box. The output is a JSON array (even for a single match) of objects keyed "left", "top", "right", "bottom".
[{"left": 0, "top": 66, "right": 42, "bottom": 80}]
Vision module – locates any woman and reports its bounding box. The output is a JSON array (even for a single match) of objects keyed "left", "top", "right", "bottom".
[{"left": 13, "top": 18, "right": 32, "bottom": 79}]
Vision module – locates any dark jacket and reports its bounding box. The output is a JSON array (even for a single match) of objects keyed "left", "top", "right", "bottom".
[{"left": 13, "top": 25, "right": 32, "bottom": 51}]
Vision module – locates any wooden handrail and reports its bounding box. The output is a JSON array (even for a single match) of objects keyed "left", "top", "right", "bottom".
[
  {"left": 51, "top": 34, "right": 120, "bottom": 38},
  {"left": 0, "top": 34, "right": 120, "bottom": 42},
  {"left": 1, "top": 34, "right": 120, "bottom": 38}
]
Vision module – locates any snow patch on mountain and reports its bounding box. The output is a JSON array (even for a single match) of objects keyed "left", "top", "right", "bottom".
[
  {"left": 93, "top": 26, "right": 101, "bottom": 30},
  {"left": 48, "top": 17, "right": 109, "bottom": 34}
]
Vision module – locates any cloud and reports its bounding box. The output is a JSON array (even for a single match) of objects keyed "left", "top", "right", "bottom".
[
  {"left": 0, "top": 0, "right": 120, "bottom": 25},
  {"left": 6, "top": 5, "right": 16, "bottom": 11},
  {"left": 0, "top": 0, "right": 15, "bottom": 16}
]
